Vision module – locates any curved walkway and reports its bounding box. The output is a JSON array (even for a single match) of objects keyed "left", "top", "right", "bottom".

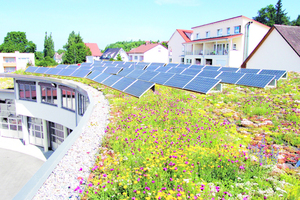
[{"left": 0, "top": 148, "right": 44, "bottom": 200}]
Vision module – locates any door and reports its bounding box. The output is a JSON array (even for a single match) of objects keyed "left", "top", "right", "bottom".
[{"left": 28, "top": 117, "right": 44, "bottom": 147}]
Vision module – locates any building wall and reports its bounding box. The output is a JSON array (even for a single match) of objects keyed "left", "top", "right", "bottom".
[
  {"left": 168, "top": 31, "right": 185, "bottom": 63},
  {"left": 245, "top": 30, "right": 300, "bottom": 72},
  {"left": 192, "top": 17, "right": 244, "bottom": 39},
  {"left": 118, "top": 49, "right": 129, "bottom": 62},
  {"left": 144, "top": 45, "right": 168, "bottom": 63},
  {"left": 0, "top": 52, "right": 35, "bottom": 73}
]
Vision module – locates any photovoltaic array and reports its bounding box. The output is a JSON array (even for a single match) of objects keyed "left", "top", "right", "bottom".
[{"left": 24, "top": 60, "right": 287, "bottom": 98}]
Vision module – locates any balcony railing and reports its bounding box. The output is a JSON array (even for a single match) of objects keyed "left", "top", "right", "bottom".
[{"left": 185, "top": 50, "right": 228, "bottom": 56}]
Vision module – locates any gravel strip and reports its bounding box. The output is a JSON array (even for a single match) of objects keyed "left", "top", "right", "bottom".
[{"left": 33, "top": 83, "right": 110, "bottom": 200}]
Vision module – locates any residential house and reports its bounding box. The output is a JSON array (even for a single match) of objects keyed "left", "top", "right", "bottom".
[
  {"left": 128, "top": 43, "right": 168, "bottom": 63},
  {"left": 0, "top": 51, "right": 35, "bottom": 73},
  {"left": 100, "top": 48, "right": 128, "bottom": 61},
  {"left": 168, "top": 29, "right": 193, "bottom": 63},
  {"left": 85, "top": 43, "right": 102, "bottom": 60},
  {"left": 54, "top": 52, "right": 63, "bottom": 64},
  {"left": 183, "top": 15, "right": 270, "bottom": 67},
  {"left": 241, "top": 25, "right": 300, "bottom": 72}
]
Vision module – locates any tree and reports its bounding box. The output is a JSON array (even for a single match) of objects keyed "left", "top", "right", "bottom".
[
  {"left": 35, "top": 51, "right": 44, "bottom": 61},
  {"left": 161, "top": 42, "right": 168, "bottom": 49},
  {"left": 291, "top": 15, "right": 300, "bottom": 26},
  {"left": 62, "top": 31, "right": 90, "bottom": 64},
  {"left": 57, "top": 49, "right": 65, "bottom": 55},
  {"left": 116, "top": 53, "right": 122, "bottom": 61},
  {"left": 253, "top": 0, "right": 290, "bottom": 26},
  {"left": 43, "top": 32, "right": 55, "bottom": 58},
  {"left": 36, "top": 56, "right": 58, "bottom": 67},
  {"left": 0, "top": 31, "right": 36, "bottom": 53},
  {"left": 275, "top": 0, "right": 290, "bottom": 24}
]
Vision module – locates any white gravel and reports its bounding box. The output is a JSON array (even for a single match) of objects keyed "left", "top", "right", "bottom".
[{"left": 33, "top": 83, "right": 110, "bottom": 200}]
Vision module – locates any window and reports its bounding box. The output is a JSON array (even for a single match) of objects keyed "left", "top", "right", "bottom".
[
  {"left": 17, "top": 80, "right": 36, "bottom": 101},
  {"left": 206, "top": 31, "right": 210, "bottom": 38},
  {"left": 234, "top": 26, "right": 241, "bottom": 34},
  {"left": 196, "top": 33, "right": 199, "bottom": 39},
  {"left": 169, "top": 58, "right": 172, "bottom": 63},
  {"left": 186, "top": 59, "right": 192, "bottom": 64},
  {"left": 227, "top": 27, "right": 230, "bottom": 35},
  {"left": 233, "top": 44, "right": 237, "bottom": 50},
  {"left": 39, "top": 83, "right": 57, "bottom": 105},
  {"left": 139, "top": 56, "right": 144, "bottom": 61},
  {"left": 217, "top": 29, "right": 222, "bottom": 36},
  {"left": 78, "top": 93, "right": 89, "bottom": 116},
  {"left": 134, "top": 56, "right": 138, "bottom": 60},
  {"left": 181, "top": 58, "right": 184, "bottom": 64},
  {"left": 60, "top": 86, "right": 75, "bottom": 111}
]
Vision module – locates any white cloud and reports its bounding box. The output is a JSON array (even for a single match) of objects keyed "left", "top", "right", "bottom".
[{"left": 154, "top": 0, "right": 200, "bottom": 6}]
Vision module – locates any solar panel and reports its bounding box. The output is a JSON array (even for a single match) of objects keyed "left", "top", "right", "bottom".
[
  {"left": 102, "top": 75, "right": 123, "bottom": 87},
  {"left": 92, "top": 63, "right": 106, "bottom": 68},
  {"left": 196, "top": 70, "right": 222, "bottom": 78},
  {"left": 44, "top": 68, "right": 62, "bottom": 75},
  {"left": 165, "top": 63, "right": 179, "bottom": 68},
  {"left": 132, "top": 64, "right": 148, "bottom": 70},
  {"left": 238, "top": 68, "right": 260, "bottom": 74},
  {"left": 138, "top": 71, "right": 159, "bottom": 82},
  {"left": 86, "top": 70, "right": 103, "bottom": 80},
  {"left": 25, "top": 66, "right": 38, "bottom": 73},
  {"left": 104, "top": 64, "right": 118, "bottom": 68},
  {"left": 145, "top": 65, "right": 160, "bottom": 71},
  {"left": 164, "top": 74, "right": 194, "bottom": 88},
  {"left": 236, "top": 73, "right": 275, "bottom": 88},
  {"left": 112, "top": 61, "right": 125, "bottom": 64},
  {"left": 155, "top": 67, "right": 172, "bottom": 73},
  {"left": 203, "top": 65, "right": 221, "bottom": 71},
  {"left": 123, "top": 80, "right": 155, "bottom": 98},
  {"left": 93, "top": 73, "right": 111, "bottom": 83},
  {"left": 189, "top": 65, "right": 205, "bottom": 70},
  {"left": 66, "top": 65, "right": 80, "bottom": 70},
  {"left": 119, "top": 62, "right": 133, "bottom": 68},
  {"left": 117, "top": 68, "right": 135, "bottom": 76},
  {"left": 216, "top": 72, "right": 245, "bottom": 84},
  {"left": 180, "top": 68, "right": 202, "bottom": 76},
  {"left": 91, "top": 66, "right": 106, "bottom": 72},
  {"left": 34, "top": 67, "right": 51, "bottom": 74},
  {"left": 103, "top": 67, "right": 123, "bottom": 75},
  {"left": 167, "top": 67, "right": 186, "bottom": 74},
  {"left": 149, "top": 72, "right": 174, "bottom": 85},
  {"left": 258, "top": 69, "right": 287, "bottom": 80},
  {"left": 183, "top": 76, "right": 221, "bottom": 94},
  {"left": 126, "top": 69, "right": 145, "bottom": 79},
  {"left": 111, "top": 77, "right": 136, "bottom": 91},
  {"left": 176, "top": 64, "right": 191, "bottom": 68},
  {"left": 149, "top": 62, "right": 165, "bottom": 66},
  {"left": 56, "top": 69, "right": 75, "bottom": 76},
  {"left": 71, "top": 69, "right": 92, "bottom": 78},
  {"left": 56, "top": 64, "right": 69, "bottom": 69},
  {"left": 80, "top": 63, "right": 93, "bottom": 68},
  {"left": 218, "top": 67, "right": 239, "bottom": 72}
]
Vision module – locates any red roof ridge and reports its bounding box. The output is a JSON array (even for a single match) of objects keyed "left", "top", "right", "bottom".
[
  {"left": 128, "top": 43, "right": 165, "bottom": 54},
  {"left": 85, "top": 43, "right": 102, "bottom": 57},
  {"left": 176, "top": 29, "right": 193, "bottom": 42}
]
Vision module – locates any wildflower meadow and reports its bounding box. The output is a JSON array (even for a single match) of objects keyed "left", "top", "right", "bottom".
[{"left": 81, "top": 72, "right": 300, "bottom": 200}]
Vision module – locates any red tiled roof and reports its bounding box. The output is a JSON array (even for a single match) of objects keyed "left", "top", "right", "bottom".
[
  {"left": 85, "top": 43, "right": 102, "bottom": 57},
  {"left": 177, "top": 29, "right": 193, "bottom": 42},
  {"left": 128, "top": 43, "right": 166, "bottom": 54},
  {"left": 183, "top": 33, "right": 243, "bottom": 44}
]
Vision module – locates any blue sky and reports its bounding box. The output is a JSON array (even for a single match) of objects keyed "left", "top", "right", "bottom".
[{"left": 0, "top": 0, "right": 298, "bottom": 51}]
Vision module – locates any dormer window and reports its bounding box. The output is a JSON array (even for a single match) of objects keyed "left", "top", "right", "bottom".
[
  {"left": 206, "top": 31, "right": 210, "bottom": 38},
  {"left": 217, "top": 29, "right": 222, "bottom": 36}
]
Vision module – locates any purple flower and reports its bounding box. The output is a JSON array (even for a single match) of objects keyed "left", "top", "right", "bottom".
[
  {"left": 103, "top": 174, "right": 107, "bottom": 177},
  {"left": 170, "top": 178, "right": 173, "bottom": 181},
  {"left": 152, "top": 180, "right": 155, "bottom": 183}
]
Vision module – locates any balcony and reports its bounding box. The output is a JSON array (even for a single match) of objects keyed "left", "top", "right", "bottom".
[{"left": 185, "top": 49, "right": 228, "bottom": 56}]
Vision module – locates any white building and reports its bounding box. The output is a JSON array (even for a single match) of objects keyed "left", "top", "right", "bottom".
[
  {"left": 183, "top": 15, "right": 270, "bottom": 67},
  {"left": 128, "top": 43, "right": 168, "bottom": 63},
  {"left": 0, "top": 51, "right": 35, "bottom": 73},
  {"left": 100, "top": 48, "right": 129, "bottom": 61},
  {"left": 241, "top": 25, "right": 300, "bottom": 72},
  {"left": 168, "top": 29, "right": 193, "bottom": 64}
]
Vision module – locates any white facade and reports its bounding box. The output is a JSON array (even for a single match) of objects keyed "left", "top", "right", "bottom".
[
  {"left": 168, "top": 30, "right": 191, "bottom": 64},
  {"left": 119, "top": 48, "right": 129, "bottom": 62},
  {"left": 0, "top": 51, "right": 35, "bottom": 73},
  {"left": 128, "top": 44, "right": 168, "bottom": 63},
  {"left": 243, "top": 28, "right": 300, "bottom": 72},
  {"left": 183, "top": 16, "right": 269, "bottom": 67}
]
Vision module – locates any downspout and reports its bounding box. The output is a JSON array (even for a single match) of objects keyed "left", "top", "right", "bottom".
[{"left": 243, "top": 21, "right": 253, "bottom": 61}]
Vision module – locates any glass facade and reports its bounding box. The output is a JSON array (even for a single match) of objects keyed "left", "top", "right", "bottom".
[
  {"left": 41, "top": 86, "right": 57, "bottom": 105},
  {"left": 18, "top": 81, "right": 37, "bottom": 101},
  {"left": 78, "top": 93, "right": 89, "bottom": 116},
  {"left": 61, "top": 87, "right": 75, "bottom": 111}
]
